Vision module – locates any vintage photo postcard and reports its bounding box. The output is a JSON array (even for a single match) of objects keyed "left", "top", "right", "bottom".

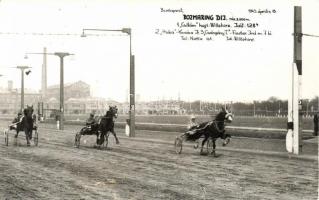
[{"left": 0, "top": 0, "right": 318, "bottom": 199}]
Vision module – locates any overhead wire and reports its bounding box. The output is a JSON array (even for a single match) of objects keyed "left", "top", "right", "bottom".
[
  {"left": 0, "top": 32, "right": 127, "bottom": 37},
  {"left": 302, "top": 33, "right": 319, "bottom": 38}
]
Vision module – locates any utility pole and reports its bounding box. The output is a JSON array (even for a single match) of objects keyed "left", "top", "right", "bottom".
[
  {"left": 294, "top": 6, "right": 303, "bottom": 154},
  {"left": 54, "top": 52, "right": 72, "bottom": 130},
  {"left": 81, "top": 28, "right": 135, "bottom": 137},
  {"left": 42, "top": 47, "right": 47, "bottom": 98},
  {"left": 130, "top": 54, "right": 135, "bottom": 137},
  {"left": 287, "top": 6, "right": 302, "bottom": 155},
  {"left": 17, "top": 66, "right": 31, "bottom": 112}
]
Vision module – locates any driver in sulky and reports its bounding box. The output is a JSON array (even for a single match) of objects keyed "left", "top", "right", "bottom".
[
  {"left": 187, "top": 115, "right": 203, "bottom": 148},
  {"left": 187, "top": 115, "right": 199, "bottom": 133},
  {"left": 86, "top": 113, "right": 97, "bottom": 131},
  {"left": 10, "top": 112, "right": 23, "bottom": 130}
]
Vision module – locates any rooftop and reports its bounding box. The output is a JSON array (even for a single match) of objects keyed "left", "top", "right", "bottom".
[{"left": 47, "top": 80, "right": 89, "bottom": 89}]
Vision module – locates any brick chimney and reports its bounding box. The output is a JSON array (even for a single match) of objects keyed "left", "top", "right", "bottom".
[{"left": 7, "top": 80, "right": 13, "bottom": 92}]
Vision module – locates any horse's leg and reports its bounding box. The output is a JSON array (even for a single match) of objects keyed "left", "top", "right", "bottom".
[
  {"left": 96, "top": 134, "right": 99, "bottom": 146},
  {"left": 212, "top": 139, "right": 217, "bottom": 156},
  {"left": 14, "top": 129, "right": 19, "bottom": 138},
  {"left": 29, "top": 129, "right": 33, "bottom": 140},
  {"left": 95, "top": 131, "right": 100, "bottom": 146},
  {"left": 24, "top": 129, "right": 30, "bottom": 146},
  {"left": 99, "top": 132, "right": 105, "bottom": 146},
  {"left": 201, "top": 136, "right": 208, "bottom": 155},
  {"left": 14, "top": 130, "right": 19, "bottom": 145},
  {"left": 111, "top": 128, "right": 119, "bottom": 144}
]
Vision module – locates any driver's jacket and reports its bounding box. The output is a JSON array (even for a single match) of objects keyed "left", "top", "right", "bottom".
[
  {"left": 86, "top": 118, "right": 98, "bottom": 132},
  {"left": 10, "top": 116, "right": 22, "bottom": 130},
  {"left": 12, "top": 117, "right": 20, "bottom": 124},
  {"left": 86, "top": 117, "right": 96, "bottom": 126},
  {"left": 187, "top": 121, "right": 199, "bottom": 130}
]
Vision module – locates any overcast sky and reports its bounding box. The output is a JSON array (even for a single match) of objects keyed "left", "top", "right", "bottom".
[{"left": 0, "top": 0, "right": 318, "bottom": 103}]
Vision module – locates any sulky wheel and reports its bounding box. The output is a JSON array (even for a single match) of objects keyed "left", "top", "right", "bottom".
[
  {"left": 174, "top": 136, "right": 183, "bottom": 154},
  {"left": 33, "top": 130, "right": 38, "bottom": 146},
  {"left": 4, "top": 129, "right": 8, "bottom": 146},
  {"left": 206, "top": 138, "right": 214, "bottom": 155},
  {"left": 74, "top": 132, "right": 81, "bottom": 148}
]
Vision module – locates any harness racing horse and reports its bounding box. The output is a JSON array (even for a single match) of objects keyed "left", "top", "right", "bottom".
[
  {"left": 96, "top": 106, "right": 120, "bottom": 147},
  {"left": 175, "top": 108, "right": 233, "bottom": 156},
  {"left": 75, "top": 106, "right": 119, "bottom": 148},
  {"left": 77, "top": 117, "right": 100, "bottom": 137},
  {"left": 15, "top": 105, "right": 37, "bottom": 146},
  {"left": 198, "top": 108, "right": 232, "bottom": 155}
]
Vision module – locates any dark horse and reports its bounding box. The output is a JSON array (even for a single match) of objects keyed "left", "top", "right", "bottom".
[
  {"left": 75, "top": 106, "right": 119, "bottom": 148},
  {"left": 183, "top": 108, "right": 233, "bottom": 155},
  {"left": 14, "top": 105, "right": 36, "bottom": 146},
  {"left": 96, "top": 106, "right": 120, "bottom": 147}
]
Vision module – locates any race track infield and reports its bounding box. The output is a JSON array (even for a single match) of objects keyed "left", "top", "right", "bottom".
[{"left": 0, "top": 122, "right": 318, "bottom": 200}]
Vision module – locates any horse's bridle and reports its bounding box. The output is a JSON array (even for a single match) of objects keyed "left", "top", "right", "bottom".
[
  {"left": 210, "top": 112, "right": 233, "bottom": 133},
  {"left": 225, "top": 113, "right": 233, "bottom": 121},
  {"left": 110, "top": 107, "right": 118, "bottom": 119}
]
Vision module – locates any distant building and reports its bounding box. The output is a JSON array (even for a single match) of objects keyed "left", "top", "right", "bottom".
[
  {"left": 0, "top": 79, "right": 185, "bottom": 116},
  {"left": 45, "top": 81, "right": 90, "bottom": 101},
  {"left": 64, "top": 97, "right": 109, "bottom": 115},
  {"left": 0, "top": 80, "right": 91, "bottom": 115},
  {"left": 0, "top": 90, "right": 41, "bottom": 114},
  {"left": 118, "top": 100, "right": 183, "bottom": 115},
  {"left": 7, "top": 80, "right": 13, "bottom": 92},
  {"left": 42, "top": 81, "right": 115, "bottom": 116}
]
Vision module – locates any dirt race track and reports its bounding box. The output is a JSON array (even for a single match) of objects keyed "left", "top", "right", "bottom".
[{"left": 0, "top": 122, "right": 318, "bottom": 200}]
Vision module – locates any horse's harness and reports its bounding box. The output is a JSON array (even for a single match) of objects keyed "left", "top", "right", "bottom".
[
  {"left": 211, "top": 120, "right": 225, "bottom": 134},
  {"left": 211, "top": 113, "right": 232, "bottom": 133},
  {"left": 194, "top": 120, "right": 225, "bottom": 135}
]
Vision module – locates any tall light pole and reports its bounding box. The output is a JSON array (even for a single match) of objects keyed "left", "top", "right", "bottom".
[
  {"left": 287, "top": 6, "right": 302, "bottom": 155},
  {"left": 54, "top": 52, "right": 72, "bottom": 130},
  {"left": 16, "top": 66, "right": 31, "bottom": 112},
  {"left": 81, "top": 28, "right": 135, "bottom": 137},
  {"left": 25, "top": 51, "right": 73, "bottom": 130}
]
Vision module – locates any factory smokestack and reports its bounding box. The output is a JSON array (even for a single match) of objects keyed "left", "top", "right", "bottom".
[
  {"left": 7, "top": 80, "right": 13, "bottom": 92},
  {"left": 42, "top": 47, "right": 47, "bottom": 98}
]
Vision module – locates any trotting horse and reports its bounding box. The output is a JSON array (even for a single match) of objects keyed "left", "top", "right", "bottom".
[
  {"left": 14, "top": 105, "right": 36, "bottom": 146},
  {"left": 198, "top": 108, "right": 232, "bottom": 155},
  {"left": 175, "top": 108, "right": 233, "bottom": 156},
  {"left": 75, "top": 106, "right": 120, "bottom": 148},
  {"left": 96, "top": 106, "right": 120, "bottom": 147}
]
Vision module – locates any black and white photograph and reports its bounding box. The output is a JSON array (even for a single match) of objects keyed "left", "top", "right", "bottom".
[{"left": 0, "top": 0, "right": 318, "bottom": 199}]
